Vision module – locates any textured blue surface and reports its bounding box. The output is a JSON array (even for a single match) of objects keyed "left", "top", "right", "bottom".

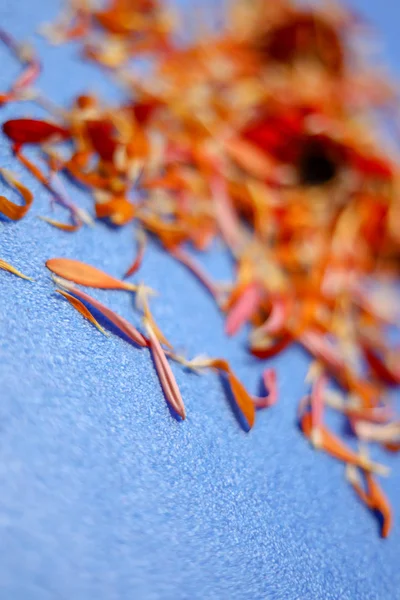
[{"left": 0, "top": 1, "right": 399, "bottom": 599}]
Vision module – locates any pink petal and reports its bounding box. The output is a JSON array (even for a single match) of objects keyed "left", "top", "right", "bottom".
[
  {"left": 54, "top": 279, "right": 147, "bottom": 347},
  {"left": 300, "top": 331, "right": 344, "bottom": 373},
  {"left": 123, "top": 230, "right": 146, "bottom": 279},
  {"left": 311, "top": 374, "right": 328, "bottom": 431},
  {"left": 225, "top": 283, "right": 262, "bottom": 336},
  {"left": 210, "top": 174, "right": 243, "bottom": 252},
  {"left": 252, "top": 368, "right": 278, "bottom": 409},
  {"left": 146, "top": 322, "right": 186, "bottom": 419},
  {"left": 170, "top": 247, "right": 221, "bottom": 302}
]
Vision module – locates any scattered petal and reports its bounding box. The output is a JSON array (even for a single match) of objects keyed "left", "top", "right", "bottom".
[
  {"left": 346, "top": 466, "right": 392, "bottom": 538},
  {"left": 136, "top": 284, "right": 172, "bottom": 349},
  {"left": 46, "top": 257, "right": 139, "bottom": 291},
  {"left": 0, "top": 258, "right": 33, "bottom": 281},
  {"left": 225, "top": 282, "right": 263, "bottom": 336},
  {"left": 123, "top": 229, "right": 147, "bottom": 279},
  {"left": 170, "top": 246, "right": 224, "bottom": 303},
  {"left": 301, "top": 412, "right": 389, "bottom": 475},
  {"left": 53, "top": 275, "right": 147, "bottom": 347},
  {"left": 252, "top": 368, "right": 278, "bottom": 409},
  {"left": 56, "top": 288, "right": 109, "bottom": 336},
  {"left": 0, "top": 168, "right": 33, "bottom": 220},
  {"left": 145, "top": 318, "right": 186, "bottom": 419},
  {"left": 39, "top": 216, "right": 82, "bottom": 232},
  {"left": 225, "top": 369, "right": 256, "bottom": 429}
]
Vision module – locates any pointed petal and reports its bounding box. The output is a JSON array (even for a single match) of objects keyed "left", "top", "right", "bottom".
[
  {"left": 145, "top": 319, "right": 186, "bottom": 419},
  {"left": 252, "top": 368, "right": 278, "bottom": 409},
  {"left": 0, "top": 168, "right": 33, "bottom": 220},
  {"left": 46, "top": 258, "right": 137, "bottom": 291},
  {"left": 225, "top": 282, "right": 262, "bottom": 336},
  {"left": 0, "top": 258, "right": 33, "bottom": 281},
  {"left": 53, "top": 276, "right": 147, "bottom": 347},
  {"left": 226, "top": 370, "right": 256, "bottom": 429},
  {"left": 56, "top": 289, "right": 108, "bottom": 336}
]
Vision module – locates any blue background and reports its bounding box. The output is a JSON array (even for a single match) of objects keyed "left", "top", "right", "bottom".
[{"left": 0, "top": 1, "right": 399, "bottom": 598}]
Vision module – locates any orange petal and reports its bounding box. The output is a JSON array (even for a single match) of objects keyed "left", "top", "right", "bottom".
[
  {"left": 301, "top": 413, "right": 365, "bottom": 467},
  {"left": 320, "top": 429, "right": 361, "bottom": 464},
  {"left": 67, "top": 165, "right": 109, "bottom": 189},
  {"left": 348, "top": 467, "right": 392, "bottom": 538},
  {"left": 226, "top": 369, "right": 256, "bottom": 429},
  {"left": 56, "top": 289, "right": 108, "bottom": 336},
  {"left": 0, "top": 258, "right": 33, "bottom": 281},
  {"left": 16, "top": 150, "right": 49, "bottom": 187},
  {"left": 123, "top": 229, "right": 146, "bottom": 279},
  {"left": 53, "top": 277, "right": 147, "bottom": 347},
  {"left": 365, "top": 473, "right": 392, "bottom": 538},
  {"left": 207, "top": 358, "right": 230, "bottom": 372},
  {"left": 199, "top": 358, "right": 255, "bottom": 427},
  {"left": 139, "top": 292, "right": 172, "bottom": 349},
  {"left": 95, "top": 195, "right": 136, "bottom": 225},
  {"left": 40, "top": 216, "right": 82, "bottom": 232},
  {"left": 0, "top": 168, "right": 33, "bottom": 220},
  {"left": 139, "top": 214, "right": 187, "bottom": 249},
  {"left": 46, "top": 258, "right": 136, "bottom": 291},
  {"left": 346, "top": 466, "right": 374, "bottom": 508}
]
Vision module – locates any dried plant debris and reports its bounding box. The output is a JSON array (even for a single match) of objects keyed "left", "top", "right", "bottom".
[{"left": 1, "top": 0, "right": 400, "bottom": 536}]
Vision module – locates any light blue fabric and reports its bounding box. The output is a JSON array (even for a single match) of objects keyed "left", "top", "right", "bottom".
[{"left": 0, "top": 1, "right": 399, "bottom": 598}]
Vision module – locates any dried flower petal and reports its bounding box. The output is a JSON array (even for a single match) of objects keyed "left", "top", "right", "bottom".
[
  {"left": 346, "top": 465, "right": 392, "bottom": 538},
  {"left": 46, "top": 257, "right": 140, "bottom": 291},
  {"left": 53, "top": 275, "right": 147, "bottom": 347},
  {"left": 1, "top": 0, "right": 399, "bottom": 538},
  {"left": 124, "top": 229, "right": 147, "bottom": 279},
  {"left": 56, "top": 288, "right": 109, "bottom": 336},
  {"left": 0, "top": 258, "right": 33, "bottom": 281},
  {"left": 225, "top": 282, "right": 263, "bottom": 336},
  {"left": 3, "top": 118, "right": 70, "bottom": 148},
  {"left": 225, "top": 369, "right": 256, "bottom": 429},
  {"left": 301, "top": 412, "right": 388, "bottom": 475},
  {"left": 39, "top": 216, "right": 82, "bottom": 232},
  {"left": 252, "top": 368, "right": 278, "bottom": 409},
  {"left": 145, "top": 318, "right": 186, "bottom": 419},
  {"left": 0, "top": 168, "right": 33, "bottom": 220}
]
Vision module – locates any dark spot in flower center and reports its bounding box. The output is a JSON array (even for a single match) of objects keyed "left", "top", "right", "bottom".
[{"left": 298, "top": 139, "right": 337, "bottom": 186}]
